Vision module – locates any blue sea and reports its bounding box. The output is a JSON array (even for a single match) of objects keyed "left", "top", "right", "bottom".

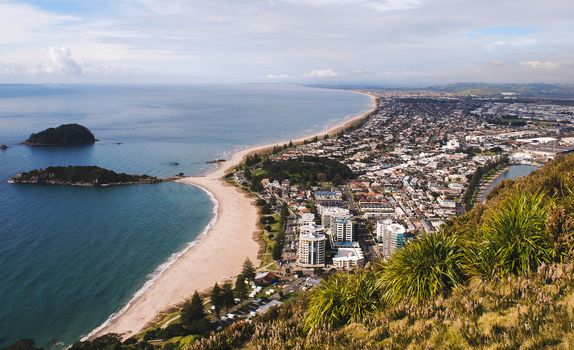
[{"left": 0, "top": 84, "right": 371, "bottom": 347}]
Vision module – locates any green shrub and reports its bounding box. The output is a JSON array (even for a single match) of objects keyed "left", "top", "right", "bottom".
[
  {"left": 304, "top": 271, "right": 381, "bottom": 331},
  {"left": 378, "top": 231, "right": 466, "bottom": 305},
  {"left": 476, "top": 191, "right": 554, "bottom": 276}
]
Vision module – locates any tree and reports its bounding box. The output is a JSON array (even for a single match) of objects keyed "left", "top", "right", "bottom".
[
  {"left": 288, "top": 140, "right": 293, "bottom": 147},
  {"left": 242, "top": 258, "right": 256, "bottom": 280},
  {"left": 181, "top": 291, "right": 211, "bottom": 334},
  {"left": 181, "top": 291, "right": 205, "bottom": 325},
  {"left": 222, "top": 282, "right": 235, "bottom": 313},
  {"left": 272, "top": 240, "right": 283, "bottom": 260},
  {"left": 234, "top": 274, "right": 248, "bottom": 302},
  {"left": 210, "top": 283, "right": 223, "bottom": 317}
]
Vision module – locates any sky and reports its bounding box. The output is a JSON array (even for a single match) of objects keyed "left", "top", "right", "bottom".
[{"left": 0, "top": 0, "right": 572, "bottom": 85}]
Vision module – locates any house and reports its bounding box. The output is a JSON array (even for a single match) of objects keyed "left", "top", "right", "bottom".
[{"left": 254, "top": 271, "right": 279, "bottom": 286}]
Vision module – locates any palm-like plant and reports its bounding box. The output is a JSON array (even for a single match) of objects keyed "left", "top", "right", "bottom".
[
  {"left": 378, "top": 231, "right": 466, "bottom": 305},
  {"left": 304, "top": 271, "right": 380, "bottom": 331},
  {"left": 479, "top": 190, "right": 553, "bottom": 275}
]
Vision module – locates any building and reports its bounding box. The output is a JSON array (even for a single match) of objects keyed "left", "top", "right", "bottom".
[
  {"left": 376, "top": 220, "right": 406, "bottom": 258},
  {"left": 333, "top": 247, "right": 365, "bottom": 269},
  {"left": 298, "top": 224, "right": 326, "bottom": 267},
  {"left": 254, "top": 271, "right": 279, "bottom": 286},
  {"left": 319, "top": 207, "right": 350, "bottom": 229},
  {"left": 299, "top": 213, "right": 316, "bottom": 226},
  {"left": 332, "top": 217, "right": 355, "bottom": 245}
]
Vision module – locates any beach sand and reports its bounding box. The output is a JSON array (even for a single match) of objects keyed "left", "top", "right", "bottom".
[{"left": 88, "top": 90, "right": 378, "bottom": 339}]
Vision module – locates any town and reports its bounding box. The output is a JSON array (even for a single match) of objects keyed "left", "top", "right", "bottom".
[
  {"left": 214, "top": 90, "right": 574, "bottom": 324},
  {"left": 114, "top": 90, "right": 574, "bottom": 343}
]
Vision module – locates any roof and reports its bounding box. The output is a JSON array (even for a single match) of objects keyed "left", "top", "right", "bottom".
[{"left": 256, "top": 300, "right": 284, "bottom": 314}]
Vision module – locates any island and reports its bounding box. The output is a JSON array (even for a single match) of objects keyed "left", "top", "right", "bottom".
[
  {"left": 26, "top": 123, "right": 96, "bottom": 146},
  {"left": 206, "top": 158, "right": 226, "bottom": 164},
  {"left": 9, "top": 166, "right": 162, "bottom": 187},
  {"left": 0, "top": 144, "right": 8, "bottom": 150}
]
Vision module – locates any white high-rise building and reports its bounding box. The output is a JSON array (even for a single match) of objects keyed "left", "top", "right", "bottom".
[
  {"left": 299, "top": 213, "right": 316, "bottom": 226},
  {"left": 319, "top": 207, "right": 350, "bottom": 229},
  {"left": 333, "top": 217, "right": 354, "bottom": 244},
  {"left": 297, "top": 223, "right": 326, "bottom": 267},
  {"left": 376, "top": 220, "right": 406, "bottom": 258}
]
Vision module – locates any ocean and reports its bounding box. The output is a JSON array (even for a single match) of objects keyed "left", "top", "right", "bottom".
[{"left": 0, "top": 84, "right": 371, "bottom": 347}]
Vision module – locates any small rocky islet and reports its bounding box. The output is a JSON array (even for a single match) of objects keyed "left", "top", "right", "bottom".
[{"left": 25, "top": 123, "right": 96, "bottom": 146}]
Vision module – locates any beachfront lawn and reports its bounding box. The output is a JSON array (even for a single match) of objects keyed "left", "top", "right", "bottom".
[{"left": 258, "top": 213, "right": 282, "bottom": 269}]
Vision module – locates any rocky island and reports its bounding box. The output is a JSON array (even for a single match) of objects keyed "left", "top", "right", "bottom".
[
  {"left": 26, "top": 123, "right": 96, "bottom": 146},
  {"left": 9, "top": 166, "right": 162, "bottom": 186}
]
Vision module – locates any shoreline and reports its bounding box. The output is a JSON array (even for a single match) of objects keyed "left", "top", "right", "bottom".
[{"left": 87, "top": 89, "right": 378, "bottom": 340}]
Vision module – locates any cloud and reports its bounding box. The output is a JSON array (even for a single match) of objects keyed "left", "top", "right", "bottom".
[
  {"left": 368, "top": 0, "right": 422, "bottom": 11},
  {"left": 264, "top": 73, "right": 290, "bottom": 79},
  {"left": 519, "top": 60, "right": 560, "bottom": 70},
  {"left": 485, "top": 38, "right": 536, "bottom": 50},
  {"left": 275, "top": 0, "right": 423, "bottom": 11},
  {"left": 304, "top": 68, "right": 340, "bottom": 77},
  {"left": 350, "top": 69, "right": 374, "bottom": 76},
  {"left": 43, "top": 46, "right": 82, "bottom": 75}
]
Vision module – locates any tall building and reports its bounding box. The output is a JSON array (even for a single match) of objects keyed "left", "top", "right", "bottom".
[
  {"left": 319, "top": 207, "right": 350, "bottom": 229},
  {"left": 297, "top": 223, "right": 326, "bottom": 267},
  {"left": 299, "top": 213, "right": 316, "bottom": 226},
  {"left": 333, "top": 217, "right": 354, "bottom": 245},
  {"left": 376, "top": 220, "right": 406, "bottom": 258}
]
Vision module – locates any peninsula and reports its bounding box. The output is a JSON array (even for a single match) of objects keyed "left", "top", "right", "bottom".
[
  {"left": 9, "top": 166, "right": 161, "bottom": 186},
  {"left": 26, "top": 123, "right": 96, "bottom": 146}
]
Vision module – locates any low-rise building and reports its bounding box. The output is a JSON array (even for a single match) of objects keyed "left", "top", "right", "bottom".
[{"left": 333, "top": 247, "right": 365, "bottom": 269}]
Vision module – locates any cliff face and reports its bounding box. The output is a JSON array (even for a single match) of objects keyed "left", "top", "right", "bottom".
[{"left": 26, "top": 124, "right": 96, "bottom": 146}]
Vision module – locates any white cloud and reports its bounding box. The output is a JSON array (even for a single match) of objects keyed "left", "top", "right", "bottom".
[
  {"left": 264, "top": 73, "right": 290, "bottom": 79},
  {"left": 304, "top": 68, "right": 340, "bottom": 77},
  {"left": 368, "top": 0, "right": 422, "bottom": 11},
  {"left": 519, "top": 60, "right": 560, "bottom": 70},
  {"left": 350, "top": 69, "right": 374, "bottom": 76},
  {"left": 43, "top": 46, "right": 82, "bottom": 75},
  {"left": 485, "top": 38, "right": 536, "bottom": 50},
  {"left": 275, "top": 0, "right": 422, "bottom": 11},
  {"left": 487, "top": 60, "right": 506, "bottom": 66}
]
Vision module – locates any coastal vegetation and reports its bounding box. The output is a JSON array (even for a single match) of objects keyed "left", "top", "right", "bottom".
[
  {"left": 10, "top": 166, "right": 160, "bottom": 186},
  {"left": 25, "top": 124, "right": 96, "bottom": 146},
  {"left": 244, "top": 155, "right": 354, "bottom": 190}
]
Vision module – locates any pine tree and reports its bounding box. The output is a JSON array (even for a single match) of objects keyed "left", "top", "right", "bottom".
[
  {"left": 234, "top": 274, "right": 248, "bottom": 302},
  {"left": 242, "top": 258, "right": 256, "bottom": 280},
  {"left": 222, "top": 282, "right": 234, "bottom": 314},
  {"left": 181, "top": 291, "right": 212, "bottom": 334},
  {"left": 210, "top": 283, "right": 223, "bottom": 317},
  {"left": 181, "top": 291, "right": 205, "bottom": 326}
]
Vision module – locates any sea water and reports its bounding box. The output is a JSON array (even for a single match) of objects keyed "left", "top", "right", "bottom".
[{"left": 0, "top": 84, "right": 371, "bottom": 347}]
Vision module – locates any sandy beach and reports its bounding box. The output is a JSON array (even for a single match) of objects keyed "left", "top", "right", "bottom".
[{"left": 88, "top": 90, "right": 378, "bottom": 339}]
